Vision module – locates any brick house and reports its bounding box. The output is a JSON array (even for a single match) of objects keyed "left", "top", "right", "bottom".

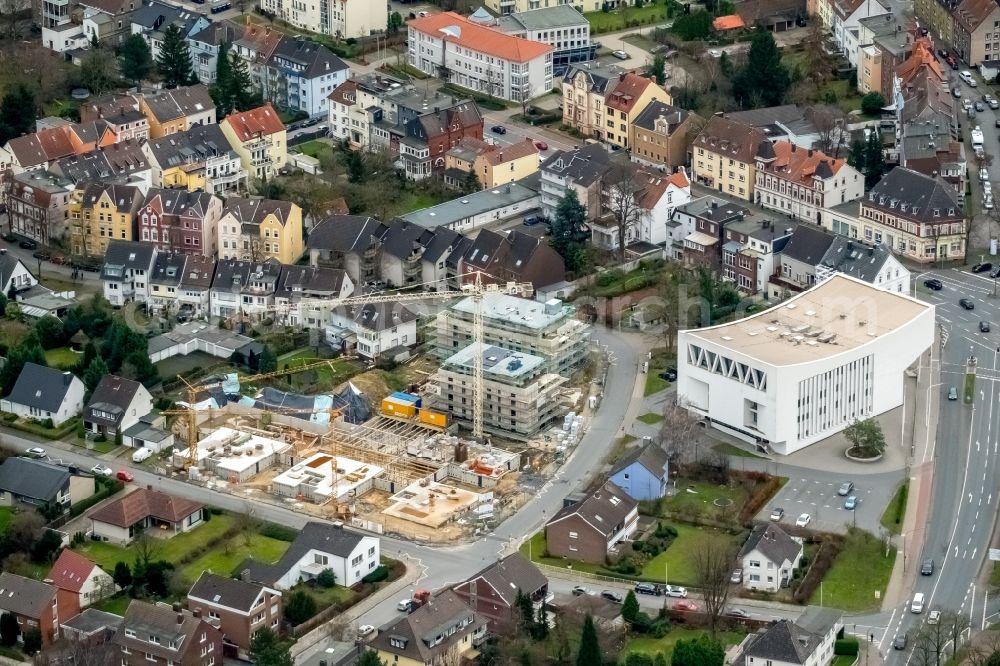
[
  {"left": 450, "top": 553, "right": 548, "bottom": 632},
  {"left": 392, "top": 103, "right": 485, "bottom": 181},
  {"left": 187, "top": 573, "right": 281, "bottom": 659},
  {"left": 0, "top": 573, "right": 60, "bottom": 648},
  {"left": 114, "top": 601, "right": 223, "bottom": 666},
  {"left": 544, "top": 480, "right": 638, "bottom": 564},
  {"left": 47, "top": 549, "right": 116, "bottom": 620},
  {"left": 459, "top": 229, "right": 566, "bottom": 290},
  {"left": 137, "top": 189, "right": 222, "bottom": 257}
]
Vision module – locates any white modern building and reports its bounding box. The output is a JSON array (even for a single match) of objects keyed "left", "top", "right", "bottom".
[
  {"left": 257, "top": 0, "right": 383, "bottom": 38},
  {"left": 676, "top": 274, "right": 934, "bottom": 455},
  {"left": 407, "top": 12, "right": 554, "bottom": 103}
]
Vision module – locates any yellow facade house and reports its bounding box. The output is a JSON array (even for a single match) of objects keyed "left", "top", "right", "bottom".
[
  {"left": 691, "top": 115, "right": 768, "bottom": 202},
  {"left": 562, "top": 65, "right": 671, "bottom": 149},
  {"left": 217, "top": 197, "right": 304, "bottom": 264},
  {"left": 220, "top": 103, "right": 288, "bottom": 181},
  {"left": 473, "top": 138, "right": 540, "bottom": 188},
  {"left": 67, "top": 182, "right": 144, "bottom": 258}
]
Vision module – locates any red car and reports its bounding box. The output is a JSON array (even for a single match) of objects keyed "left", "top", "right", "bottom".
[
  {"left": 116, "top": 469, "right": 134, "bottom": 482},
  {"left": 534, "top": 141, "right": 548, "bottom": 151},
  {"left": 673, "top": 600, "right": 700, "bottom": 612},
  {"left": 50, "top": 254, "right": 67, "bottom": 265}
]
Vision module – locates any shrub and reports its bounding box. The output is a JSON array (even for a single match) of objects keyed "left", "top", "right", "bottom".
[
  {"left": 21, "top": 628, "right": 41, "bottom": 655},
  {"left": 70, "top": 479, "right": 125, "bottom": 517},
  {"left": 363, "top": 566, "right": 389, "bottom": 583},
  {"left": 792, "top": 538, "right": 844, "bottom": 603},
  {"left": 284, "top": 590, "right": 318, "bottom": 625},
  {"left": 42, "top": 418, "right": 53, "bottom": 429},
  {"left": 316, "top": 568, "right": 337, "bottom": 588},
  {"left": 739, "top": 475, "right": 782, "bottom": 526},
  {"left": 834, "top": 638, "right": 860, "bottom": 656},
  {"left": 259, "top": 523, "right": 298, "bottom": 542}
]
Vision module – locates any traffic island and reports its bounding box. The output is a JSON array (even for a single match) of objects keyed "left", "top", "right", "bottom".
[{"left": 965, "top": 372, "right": 977, "bottom": 404}]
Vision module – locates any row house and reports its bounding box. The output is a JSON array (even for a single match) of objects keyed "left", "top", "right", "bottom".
[
  {"left": 209, "top": 258, "right": 281, "bottom": 321},
  {"left": 113, "top": 601, "right": 223, "bottom": 666},
  {"left": 100, "top": 240, "right": 155, "bottom": 306},
  {"left": 630, "top": 101, "right": 700, "bottom": 170},
  {"left": 76, "top": 0, "right": 136, "bottom": 45},
  {"left": 754, "top": 141, "right": 864, "bottom": 224},
  {"left": 219, "top": 103, "right": 288, "bottom": 181},
  {"left": 673, "top": 196, "right": 757, "bottom": 267},
  {"left": 6, "top": 171, "right": 73, "bottom": 245},
  {"left": 692, "top": 115, "right": 768, "bottom": 202},
  {"left": 139, "top": 84, "right": 217, "bottom": 139},
  {"left": 953, "top": 0, "right": 1000, "bottom": 66},
  {"left": 591, "top": 165, "right": 692, "bottom": 252},
  {"left": 387, "top": 103, "right": 485, "bottom": 181},
  {"left": 147, "top": 251, "right": 188, "bottom": 315},
  {"left": 257, "top": 37, "right": 349, "bottom": 118},
  {"left": 53, "top": 139, "right": 153, "bottom": 194},
  {"left": 538, "top": 143, "right": 612, "bottom": 220},
  {"left": 721, "top": 217, "right": 793, "bottom": 296},
  {"left": 142, "top": 124, "right": 247, "bottom": 195},
  {"left": 562, "top": 64, "right": 672, "bottom": 150},
  {"left": 275, "top": 265, "right": 353, "bottom": 328},
  {"left": 137, "top": 189, "right": 221, "bottom": 256},
  {"left": 5, "top": 120, "right": 120, "bottom": 174},
  {"left": 0, "top": 573, "right": 60, "bottom": 648},
  {"left": 217, "top": 197, "right": 303, "bottom": 265},
  {"left": 177, "top": 255, "right": 217, "bottom": 318},
  {"left": 78, "top": 94, "right": 150, "bottom": 142},
  {"left": 68, "top": 183, "right": 144, "bottom": 258},
  {"left": 129, "top": 0, "right": 208, "bottom": 61},
  {"left": 231, "top": 24, "right": 284, "bottom": 95}
]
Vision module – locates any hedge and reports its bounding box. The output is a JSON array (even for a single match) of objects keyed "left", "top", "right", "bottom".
[
  {"left": 739, "top": 473, "right": 783, "bottom": 526},
  {"left": 363, "top": 566, "right": 389, "bottom": 583},
  {"left": 792, "top": 538, "right": 844, "bottom": 604},
  {"left": 70, "top": 479, "right": 125, "bottom": 517},
  {"left": 835, "top": 638, "right": 860, "bottom": 656},
  {"left": 259, "top": 523, "right": 299, "bottom": 542}
]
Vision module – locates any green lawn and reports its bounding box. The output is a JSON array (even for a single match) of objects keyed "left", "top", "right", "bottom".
[
  {"left": 879, "top": 481, "right": 909, "bottom": 535},
  {"left": 644, "top": 373, "right": 670, "bottom": 396},
  {"left": 810, "top": 528, "right": 895, "bottom": 612},
  {"left": 180, "top": 533, "right": 289, "bottom": 585},
  {"left": 624, "top": 629, "right": 745, "bottom": 661},
  {"left": 295, "top": 139, "right": 335, "bottom": 162},
  {"left": 45, "top": 346, "right": 81, "bottom": 370},
  {"left": 296, "top": 582, "right": 357, "bottom": 608},
  {"left": 637, "top": 412, "right": 663, "bottom": 425},
  {"left": 584, "top": 4, "right": 668, "bottom": 33},
  {"left": 277, "top": 349, "right": 363, "bottom": 392},
  {"left": 641, "top": 525, "right": 740, "bottom": 586},
  {"left": 713, "top": 442, "right": 764, "bottom": 458},
  {"left": 659, "top": 480, "right": 749, "bottom": 518},
  {"left": 831, "top": 655, "right": 858, "bottom": 666},
  {"left": 965, "top": 373, "right": 976, "bottom": 404},
  {"left": 94, "top": 594, "right": 132, "bottom": 615},
  {"left": 397, "top": 190, "right": 450, "bottom": 215},
  {"left": 0, "top": 507, "right": 13, "bottom": 534},
  {"left": 519, "top": 531, "right": 604, "bottom": 574}
]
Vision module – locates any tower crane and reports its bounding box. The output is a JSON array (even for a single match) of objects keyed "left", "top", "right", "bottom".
[{"left": 165, "top": 271, "right": 534, "bottom": 466}]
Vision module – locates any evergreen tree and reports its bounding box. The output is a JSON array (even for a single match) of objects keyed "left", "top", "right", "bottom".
[
  {"left": 258, "top": 346, "right": 277, "bottom": 373},
  {"left": 551, "top": 189, "right": 588, "bottom": 273},
  {"left": 621, "top": 590, "right": 640, "bottom": 623},
  {"left": 20, "top": 628, "right": 40, "bottom": 655},
  {"left": 357, "top": 651, "right": 385, "bottom": 666},
  {"left": 0, "top": 333, "right": 46, "bottom": 395},
  {"left": 732, "top": 27, "right": 790, "bottom": 108},
  {"left": 0, "top": 612, "right": 17, "bottom": 646},
  {"left": 534, "top": 601, "right": 549, "bottom": 640},
  {"left": 462, "top": 168, "right": 481, "bottom": 194},
  {"left": 863, "top": 130, "right": 886, "bottom": 189},
  {"left": 847, "top": 138, "right": 866, "bottom": 172},
  {"left": 227, "top": 51, "right": 257, "bottom": 111},
  {"left": 576, "top": 615, "right": 601, "bottom": 666},
  {"left": 515, "top": 589, "right": 534, "bottom": 635},
  {"left": 284, "top": 589, "right": 317, "bottom": 625},
  {"left": 156, "top": 24, "right": 196, "bottom": 89},
  {"left": 119, "top": 34, "right": 153, "bottom": 87},
  {"left": 672, "top": 636, "right": 724, "bottom": 666},
  {"left": 211, "top": 42, "right": 235, "bottom": 116},
  {"left": 345, "top": 149, "right": 366, "bottom": 183},
  {"left": 648, "top": 52, "right": 667, "bottom": 86},
  {"left": 113, "top": 561, "right": 132, "bottom": 589},
  {"left": 249, "top": 628, "right": 293, "bottom": 666},
  {"left": 0, "top": 84, "right": 36, "bottom": 144}
]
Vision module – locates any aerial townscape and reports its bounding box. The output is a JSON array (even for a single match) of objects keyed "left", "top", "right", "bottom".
[{"left": 0, "top": 0, "right": 996, "bottom": 665}]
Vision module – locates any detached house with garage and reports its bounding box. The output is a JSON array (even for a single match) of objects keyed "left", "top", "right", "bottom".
[
  {"left": 545, "top": 480, "right": 638, "bottom": 564},
  {"left": 372, "top": 590, "right": 488, "bottom": 666},
  {"left": 114, "top": 600, "right": 223, "bottom": 666},
  {"left": 327, "top": 302, "right": 418, "bottom": 360},
  {"left": 89, "top": 487, "right": 205, "bottom": 545},
  {"left": 738, "top": 523, "right": 804, "bottom": 593},
  {"left": 84, "top": 374, "right": 154, "bottom": 439},
  {"left": 1, "top": 363, "right": 85, "bottom": 426}
]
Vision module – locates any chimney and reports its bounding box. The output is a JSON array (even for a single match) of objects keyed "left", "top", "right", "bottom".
[
  {"left": 791, "top": 144, "right": 796, "bottom": 152},
  {"left": 193, "top": 609, "right": 201, "bottom": 619},
  {"left": 807, "top": 149, "right": 813, "bottom": 157},
  {"left": 147, "top": 484, "right": 153, "bottom": 490},
  {"left": 619, "top": 73, "right": 626, "bottom": 81},
  {"left": 63, "top": 371, "right": 72, "bottom": 385}
]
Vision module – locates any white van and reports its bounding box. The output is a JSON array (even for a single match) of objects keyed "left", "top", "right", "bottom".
[
  {"left": 131, "top": 447, "right": 152, "bottom": 463},
  {"left": 911, "top": 592, "right": 925, "bottom": 614}
]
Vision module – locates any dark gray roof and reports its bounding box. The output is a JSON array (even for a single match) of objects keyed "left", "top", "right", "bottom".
[
  {"left": 0, "top": 254, "right": 29, "bottom": 292},
  {"left": 632, "top": 101, "right": 690, "bottom": 134},
  {"left": 611, "top": 443, "right": 669, "bottom": 478},
  {"left": 411, "top": 103, "right": 483, "bottom": 142},
  {"left": 738, "top": 620, "right": 821, "bottom": 665},
  {"left": 268, "top": 37, "right": 348, "bottom": 79},
  {"left": 80, "top": 182, "right": 143, "bottom": 214},
  {"left": 865, "top": 166, "right": 962, "bottom": 223},
  {"left": 547, "top": 480, "right": 637, "bottom": 538},
  {"left": 336, "top": 302, "right": 417, "bottom": 332},
  {"left": 795, "top": 606, "right": 842, "bottom": 637},
  {"left": 86, "top": 375, "right": 144, "bottom": 427},
  {"left": 239, "top": 522, "right": 366, "bottom": 585},
  {"left": 421, "top": 227, "right": 462, "bottom": 263},
  {"left": 307, "top": 215, "right": 380, "bottom": 253},
  {"left": 54, "top": 139, "right": 149, "bottom": 185},
  {"left": 379, "top": 220, "right": 428, "bottom": 260},
  {"left": 0, "top": 457, "right": 70, "bottom": 502},
  {"left": 189, "top": 20, "right": 241, "bottom": 46},
  {"left": 738, "top": 522, "right": 802, "bottom": 565},
  {"left": 371, "top": 590, "right": 485, "bottom": 664},
  {"left": 211, "top": 258, "right": 254, "bottom": 292},
  {"left": 277, "top": 265, "right": 348, "bottom": 298},
  {"left": 62, "top": 608, "right": 123, "bottom": 635},
  {"left": 188, "top": 572, "right": 268, "bottom": 613},
  {"left": 179, "top": 255, "right": 217, "bottom": 290},
  {"left": 150, "top": 252, "right": 188, "bottom": 286},
  {"left": 145, "top": 123, "right": 233, "bottom": 168},
  {"left": 780, "top": 225, "right": 835, "bottom": 265},
  {"left": 101, "top": 240, "right": 155, "bottom": 281},
  {"left": 818, "top": 237, "right": 894, "bottom": 283},
  {"left": 674, "top": 195, "right": 751, "bottom": 223},
  {"left": 141, "top": 188, "right": 217, "bottom": 218},
  {"left": 0, "top": 573, "right": 57, "bottom": 618},
  {"left": 221, "top": 196, "right": 295, "bottom": 229},
  {"left": 540, "top": 144, "right": 611, "bottom": 187},
  {"left": 6, "top": 362, "right": 80, "bottom": 413},
  {"left": 115, "top": 601, "right": 211, "bottom": 662},
  {"left": 459, "top": 553, "right": 547, "bottom": 607},
  {"left": 141, "top": 84, "right": 215, "bottom": 123}
]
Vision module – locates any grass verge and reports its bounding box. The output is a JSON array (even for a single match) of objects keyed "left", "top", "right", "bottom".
[
  {"left": 713, "top": 442, "right": 764, "bottom": 458},
  {"left": 644, "top": 373, "right": 670, "bottom": 396},
  {"left": 879, "top": 481, "right": 908, "bottom": 535},
  {"left": 966, "top": 373, "right": 976, "bottom": 404},
  {"left": 584, "top": 5, "right": 668, "bottom": 33},
  {"left": 831, "top": 656, "right": 858, "bottom": 666},
  {"left": 809, "top": 528, "right": 895, "bottom": 612},
  {"left": 624, "top": 629, "right": 745, "bottom": 660},
  {"left": 637, "top": 412, "right": 663, "bottom": 425}
]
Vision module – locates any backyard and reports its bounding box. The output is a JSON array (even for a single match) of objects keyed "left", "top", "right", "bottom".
[
  {"left": 44, "top": 346, "right": 82, "bottom": 370},
  {"left": 809, "top": 528, "right": 895, "bottom": 612},
  {"left": 657, "top": 480, "right": 750, "bottom": 522},
  {"left": 624, "top": 628, "right": 745, "bottom": 661},
  {"left": 277, "top": 349, "right": 364, "bottom": 393},
  {"left": 584, "top": 4, "right": 669, "bottom": 33},
  {"left": 295, "top": 139, "right": 336, "bottom": 163}
]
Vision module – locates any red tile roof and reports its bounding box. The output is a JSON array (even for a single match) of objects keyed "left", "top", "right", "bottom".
[
  {"left": 713, "top": 14, "right": 745, "bottom": 29},
  {"left": 223, "top": 103, "right": 285, "bottom": 142},
  {"left": 327, "top": 79, "right": 358, "bottom": 105},
  {"left": 763, "top": 141, "right": 847, "bottom": 183},
  {"left": 605, "top": 73, "right": 655, "bottom": 114},
  {"left": 48, "top": 550, "right": 98, "bottom": 593},
  {"left": 408, "top": 12, "right": 553, "bottom": 63},
  {"left": 89, "top": 488, "right": 204, "bottom": 529},
  {"left": 479, "top": 138, "right": 538, "bottom": 166}
]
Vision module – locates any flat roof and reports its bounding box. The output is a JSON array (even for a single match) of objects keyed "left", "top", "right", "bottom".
[
  {"left": 151, "top": 322, "right": 254, "bottom": 354},
  {"left": 188, "top": 427, "right": 291, "bottom": 474},
  {"left": 451, "top": 293, "right": 567, "bottom": 330},
  {"left": 497, "top": 4, "right": 589, "bottom": 31},
  {"left": 684, "top": 274, "right": 933, "bottom": 366},
  {"left": 443, "top": 343, "right": 545, "bottom": 378},
  {"left": 272, "top": 452, "right": 383, "bottom": 500},
  {"left": 401, "top": 182, "right": 538, "bottom": 228}
]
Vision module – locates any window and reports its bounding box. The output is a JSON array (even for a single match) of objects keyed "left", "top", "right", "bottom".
[{"left": 568, "top": 531, "right": 578, "bottom": 539}]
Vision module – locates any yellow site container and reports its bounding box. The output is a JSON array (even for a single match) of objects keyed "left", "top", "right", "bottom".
[
  {"left": 382, "top": 397, "right": 416, "bottom": 418},
  {"left": 418, "top": 408, "right": 450, "bottom": 428}
]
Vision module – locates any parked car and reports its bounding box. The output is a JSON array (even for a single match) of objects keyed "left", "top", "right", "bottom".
[
  {"left": 976, "top": 102, "right": 985, "bottom": 112},
  {"left": 664, "top": 585, "right": 688, "bottom": 598},
  {"left": 948, "top": 387, "right": 958, "bottom": 401},
  {"left": 923, "top": 278, "right": 943, "bottom": 290},
  {"left": 844, "top": 495, "right": 858, "bottom": 510},
  {"left": 730, "top": 569, "right": 743, "bottom": 583},
  {"left": 32, "top": 250, "right": 50, "bottom": 261},
  {"left": 18, "top": 239, "right": 37, "bottom": 250},
  {"left": 980, "top": 168, "right": 990, "bottom": 181},
  {"left": 572, "top": 586, "right": 595, "bottom": 596},
  {"left": 795, "top": 513, "right": 812, "bottom": 527},
  {"left": 397, "top": 599, "right": 418, "bottom": 613},
  {"left": 534, "top": 141, "right": 548, "bottom": 151},
  {"left": 928, "top": 610, "right": 941, "bottom": 625},
  {"left": 658, "top": 368, "right": 677, "bottom": 381},
  {"left": 770, "top": 507, "right": 785, "bottom": 521},
  {"left": 611, "top": 49, "right": 629, "bottom": 60},
  {"left": 960, "top": 298, "right": 976, "bottom": 310},
  {"left": 982, "top": 321, "right": 992, "bottom": 332},
  {"left": 963, "top": 98, "right": 974, "bottom": 111},
  {"left": 989, "top": 98, "right": 998, "bottom": 109},
  {"left": 490, "top": 125, "right": 507, "bottom": 135},
  {"left": 50, "top": 254, "right": 67, "bottom": 265},
  {"left": 991, "top": 267, "right": 1000, "bottom": 279},
  {"left": 726, "top": 607, "right": 750, "bottom": 618},
  {"left": 838, "top": 481, "right": 854, "bottom": 496},
  {"left": 961, "top": 70, "right": 977, "bottom": 86},
  {"left": 358, "top": 625, "right": 375, "bottom": 638},
  {"left": 634, "top": 582, "right": 660, "bottom": 596},
  {"left": 601, "top": 590, "right": 623, "bottom": 603},
  {"left": 673, "top": 600, "right": 699, "bottom": 612},
  {"left": 90, "top": 464, "right": 113, "bottom": 477},
  {"left": 24, "top": 446, "right": 46, "bottom": 458},
  {"left": 116, "top": 469, "right": 134, "bottom": 482},
  {"left": 953, "top": 87, "right": 962, "bottom": 98},
  {"left": 976, "top": 262, "right": 995, "bottom": 273},
  {"left": 131, "top": 447, "right": 153, "bottom": 463},
  {"left": 921, "top": 559, "right": 935, "bottom": 575}
]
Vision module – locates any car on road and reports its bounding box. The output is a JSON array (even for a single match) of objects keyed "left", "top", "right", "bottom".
[
  {"left": 844, "top": 495, "right": 858, "bottom": 510},
  {"left": 601, "top": 590, "right": 623, "bottom": 603},
  {"left": 953, "top": 87, "right": 963, "bottom": 98},
  {"left": 960, "top": 298, "right": 976, "bottom": 310},
  {"left": 976, "top": 102, "right": 985, "bottom": 112},
  {"left": 90, "top": 464, "right": 113, "bottom": 477},
  {"left": 24, "top": 446, "right": 45, "bottom": 458},
  {"left": 50, "top": 254, "right": 67, "bottom": 265},
  {"left": 961, "top": 70, "right": 978, "bottom": 86},
  {"left": 32, "top": 250, "right": 50, "bottom": 261},
  {"left": 982, "top": 321, "right": 991, "bottom": 332},
  {"left": 18, "top": 239, "right": 37, "bottom": 250},
  {"left": 358, "top": 625, "right": 375, "bottom": 638},
  {"left": 928, "top": 610, "right": 941, "bottom": 625},
  {"left": 770, "top": 507, "right": 785, "bottom": 521},
  {"left": 973, "top": 262, "right": 993, "bottom": 273},
  {"left": 116, "top": 469, "right": 134, "bottom": 482},
  {"left": 490, "top": 125, "right": 507, "bottom": 135},
  {"left": 981, "top": 167, "right": 990, "bottom": 181},
  {"left": 795, "top": 513, "right": 812, "bottom": 527},
  {"left": 992, "top": 267, "right": 1000, "bottom": 279},
  {"left": 949, "top": 387, "right": 958, "bottom": 401},
  {"left": 730, "top": 569, "right": 743, "bottom": 583},
  {"left": 572, "top": 585, "right": 595, "bottom": 596},
  {"left": 634, "top": 582, "right": 660, "bottom": 595},
  {"left": 665, "top": 585, "right": 688, "bottom": 598},
  {"left": 986, "top": 192, "right": 994, "bottom": 209},
  {"left": 946, "top": 54, "right": 958, "bottom": 68},
  {"left": 534, "top": 141, "right": 548, "bottom": 151},
  {"left": 923, "top": 278, "right": 943, "bottom": 290},
  {"left": 990, "top": 99, "right": 999, "bottom": 109},
  {"left": 893, "top": 634, "right": 908, "bottom": 650},
  {"left": 837, "top": 481, "right": 854, "bottom": 496},
  {"left": 726, "top": 607, "right": 750, "bottom": 618},
  {"left": 611, "top": 49, "right": 629, "bottom": 60},
  {"left": 673, "top": 599, "right": 699, "bottom": 612},
  {"left": 921, "top": 559, "right": 935, "bottom": 575},
  {"left": 964, "top": 98, "right": 974, "bottom": 111}
]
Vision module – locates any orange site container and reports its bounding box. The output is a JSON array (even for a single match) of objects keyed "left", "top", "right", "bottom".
[
  {"left": 382, "top": 397, "right": 416, "bottom": 418},
  {"left": 418, "top": 408, "right": 450, "bottom": 428}
]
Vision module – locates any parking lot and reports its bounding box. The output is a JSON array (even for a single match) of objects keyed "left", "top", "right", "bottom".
[{"left": 755, "top": 477, "right": 896, "bottom": 535}]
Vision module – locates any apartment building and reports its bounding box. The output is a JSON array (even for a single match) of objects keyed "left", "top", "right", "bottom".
[
  {"left": 857, "top": 14, "right": 916, "bottom": 96},
  {"left": 137, "top": 189, "right": 222, "bottom": 256},
  {"left": 177, "top": 255, "right": 217, "bottom": 318},
  {"left": 220, "top": 103, "right": 288, "bottom": 180},
  {"left": 5, "top": 120, "right": 121, "bottom": 174},
  {"left": 209, "top": 258, "right": 282, "bottom": 320},
  {"left": 721, "top": 216, "right": 793, "bottom": 296},
  {"left": 328, "top": 302, "right": 418, "bottom": 359},
  {"left": 142, "top": 124, "right": 247, "bottom": 194},
  {"left": 187, "top": 22, "right": 242, "bottom": 85},
  {"left": 78, "top": 94, "right": 150, "bottom": 142},
  {"left": 407, "top": 12, "right": 554, "bottom": 103},
  {"left": 67, "top": 182, "right": 144, "bottom": 258},
  {"left": 592, "top": 165, "right": 691, "bottom": 251},
  {"left": 258, "top": 0, "right": 383, "bottom": 38},
  {"left": 390, "top": 103, "right": 485, "bottom": 181},
  {"left": 53, "top": 140, "right": 153, "bottom": 193},
  {"left": 754, "top": 141, "right": 864, "bottom": 223},
  {"left": 491, "top": 5, "right": 597, "bottom": 75},
  {"left": 217, "top": 197, "right": 303, "bottom": 264},
  {"left": 275, "top": 265, "right": 353, "bottom": 328},
  {"left": 483, "top": 0, "right": 635, "bottom": 14},
  {"left": 630, "top": 101, "right": 699, "bottom": 170},
  {"left": 913, "top": 0, "right": 955, "bottom": 47},
  {"left": 953, "top": 0, "right": 1000, "bottom": 66},
  {"left": 258, "top": 38, "right": 349, "bottom": 118},
  {"left": 7, "top": 171, "right": 73, "bottom": 245},
  {"left": 113, "top": 601, "right": 223, "bottom": 666},
  {"left": 139, "top": 85, "right": 217, "bottom": 139},
  {"left": 538, "top": 143, "right": 612, "bottom": 220},
  {"left": 692, "top": 116, "right": 768, "bottom": 202},
  {"left": 817, "top": 0, "right": 889, "bottom": 66},
  {"left": 472, "top": 138, "right": 540, "bottom": 187}
]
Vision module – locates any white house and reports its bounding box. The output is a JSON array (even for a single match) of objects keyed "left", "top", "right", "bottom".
[
  {"left": 100, "top": 241, "right": 155, "bottom": 307},
  {"left": 84, "top": 375, "right": 154, "bottom": 438},
  {"left": 47, "top": 549, "right": 116, "bottom": 609},
  {"left": 257, "top": 0, "right": 383, "bottom": 38},
  {"left": 0, "top": 363, "right": 85, "bottom": 427},
  {"left": 732, "top": 608, "right": 843, "bottom": 666},
  {"left": 327, "top": 302, "right": 418, "bottom": 359},
  {"left": 754, "top": 142, "right": 865, "bottom": 225},
  {"left": 676, "top": 274, "right": 935, "bottom": 455},
  {"left": 407, "top": 12, "right": 554, "bottom": 103},
  {"left": 240, "top": 522, "right": 380, "bottom": 589},
  {"left": 0, "top": 254, "right": 39, "bottom": 296},
  {"left": 591, "top": 167, "right": 691, "bottom": 251},
  {"left": 738, "top": 523, "right": 803, "bottom": 593}
]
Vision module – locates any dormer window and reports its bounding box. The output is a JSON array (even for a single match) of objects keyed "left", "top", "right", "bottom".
[{"left": 933, "top": 209, "right": 940, "bottom": 217}]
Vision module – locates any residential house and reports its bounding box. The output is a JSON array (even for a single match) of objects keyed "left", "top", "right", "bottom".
[
  {"left": 372, "top": 590, "right": 488, "bottom": 666},
  {"left": 483, "top": 0, "right": 639, "bottom": 12},
  {"left": 220, "top": 103, "right": 288, "bottom": 180},
  {"left": 539, "top": 144, "right": 612, "bottom": 220},
  {"left": 0, "top": 457, "right": 79, "bottom": 510},
  {"left": 177, "top": 255, "right": 217, "bottom": 318},
  {"left": 142, "top": 123, "right": 247, "bottom": 195},
  {"left": 0, "top": 573, "right": 59, "bottom": 647},
  {"left": 54, "top": 140, "right": 153, "bottom": 194},
  {"left": 217, "top": 198, "right": 303, "bottom": 264},
  {"left": 724, "top": 104, "right": 827, "bottom": 151},
  {"left": 815, "top": 233, "right": 910, "bottom": 293},
  {"left": 630, "top": 101, "right": 699, "bottom": 170},
  {"left": 672, "top": 195, "right": 753, "bottom": 268},
  {"left": 5, "top": 121, "right": 120, "bottom": 174},
  {"left": 60, "top": 608, "right": 123, "bottom": 644},
  {"left": 730, "top": 608, "right": 843, "bottom": 666},
  {"left": 443, "top": 137, "right": 493, "bottom": 187},
  {"left": 227, "top": 258, "right": 283, "bottom": 321},
  {"left": 147, "top": 252, "right": 188, "bottom": 316},
  {"left": 770, "top": 224, "right": 836, "bottom": 295},
  {"left": 258, "top": 38, "right": 350, "bottom": 118},
  {"left": 90, "top": 487, "right": 204, "bottom": 545},
  {"left": 857, "top": 14, "right": 916, "bottom": 96},
  {"left": 914, "top": 0, "right": 955, "bottom": 47},
  {"left": 48, "top": 550, "right": 115, "bottom": 619},
  {"left": 274, "top": 265, "right": 354, "bottom": 329},
  {"left": 326, "top": 78, "right": 360, "bottom": 145},
  {"left": 231, "top": 23, "right": 284, "bottom": 93},
  {"left": 720, "top": 214, "right": 793, "bottom": 296},
  {"left": 953, "top": 0, "right": 1000, "bottom": 66},
  {"left": 450, "top": 553, "right": 547, "bottom": 632},
  {"left": 68, "top": 183, "right": 144, "bottom": 259},
  {"left": 327, "top": 302, "right": 418, "bottom": 359},
  {"left": 0, "top": 254, "right": 37, "bottom": 295},
  {"left": 257, "top": 0, "right": 383, "bottom": 39},
  {"left": 83, "top": 374, "right": 154, "bottom": 439},
  {"left": 100, "top": 239, "right": 155, "bottom": 306},
  {"left": 187, "top": 572, "right": 281, "bottom": 659},
  {"left": 139, "top": 84, "right": 217, "bottom": 139},
  {"left": 491, "top": 5, "right": 597, "bottom": 76},
  {"left": 591, "top": 165, "right": 691, "bottom": 252},
  {"left": 692, "top": 116, "right": 768, "bottom": 201},
  {"left": 113, "top": 600, "right": 223, "bottom": 666},
  {"left": 79, "top": 94, "right": 149, "bottom": 142},
  {"left": 187, "top": 21, "right": 243, "bottom": 86},
  {"left": 818, "top": 0, "right": 889, "bottom": 66},
  {"left": 137, "top": 189, "right": 222, "bottom": 256},
  {"left": 544, "top": 480, "right": 638, "bottom": 563},
  {"left": 562, "top": 64, "right": 672, "bottom": 149},
  {"left": 472, "top": 139, "right": 540, "bottom": 188},
  {"left": 208, "top": 258, "right": 253, "bottom": 319},
  {"left": 739, "top": 523, "right": 804, "bottom": 593},
  {"left": 0, "top": 362, "right": 85, "bottom": 426},
  {"left": 459, "top": 228, "right": 566, "bottom": 290},
  {"left": 754, "top": 141, "right": 864, "bottom": 224},
  {"left": 76, "top": 0, "right": 140, "bottom": 45},
  {"left": 239, "top": 522, "right": 380, "bottom": 589},
  {"left": 129, "top": 1, "right": 209, "bottom": 61},
  {"left": 407, "top": 12, "right": 554, "bottom": 103},
  {"left": 608, "top": 444, "right": 669, "bottom": 501},
  {"left": 7, "top": 170, "right": 73, "bottom": 244},
  {"left": 305, "top": 214, "right": 380, "bottom": 271},
  {"left": 391, "top": 103, "right": 485, "bottom": 181}
]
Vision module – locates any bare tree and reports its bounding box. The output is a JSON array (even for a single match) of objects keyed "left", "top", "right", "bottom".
[
  {"left": 132, "top": 531, "right": 158, "bottom": 571},
  {"left": 942, "top": 611, "right": 973, "bottom": 660},
  {"left": 690, "top": 534, "right": 735, "bottom": 635},
  {"left": 642, "top": 263, "right": 693, "bottom": 353},
  {"left": 660, "top": 399, "right": 702, "bottom": 465},
  {"left": 964, "top": 630, "right": 1000, "bottom": 666},
  {"left": 603, "top": 163, "right": 645, "bottom": 263},
  {"left": 33, "top": 637, "right": 120, "bottom": 666},
  {"left": 235, "top": 502, "right": 261, "bottom": 548},
  {"left": 806, "top": 105, "right": 849, "bottom": 158},
  {"left": 0, "top": 0, "right": 29, "bottom": 40}
]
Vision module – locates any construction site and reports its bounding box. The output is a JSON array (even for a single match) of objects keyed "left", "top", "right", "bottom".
[{"left": 158, "top": 278, "right": 597, "bottom": 543}]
